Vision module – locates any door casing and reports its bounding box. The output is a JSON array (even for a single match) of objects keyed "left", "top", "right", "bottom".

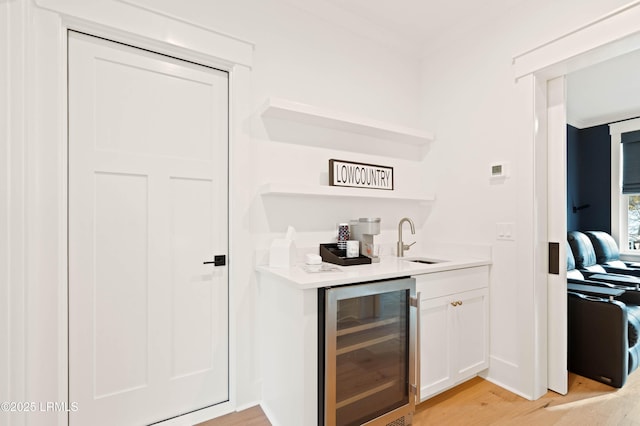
[
  {"left": 514, "top": 3, "right": 640, "bottom": 398},
  {"left": 4, "top": 2, "right": 254, "bottom": 424},
  {"left": 546, "top": 76, "right": 568, "bottom": 395}
]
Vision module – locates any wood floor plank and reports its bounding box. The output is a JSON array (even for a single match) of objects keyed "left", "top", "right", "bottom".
[
  {"left": 197, "top": 372, "right": 640, "bottom": 425},
  {"left": 416, "top": 372, "right": 640, "bottom": 425},
  {"left": 194, "top": 405, "right": 271, "bottom": 426}
]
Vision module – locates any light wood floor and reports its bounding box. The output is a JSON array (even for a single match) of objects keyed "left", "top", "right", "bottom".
[{"left": 196, "top": 372, "right": 640, "bottom": 425}]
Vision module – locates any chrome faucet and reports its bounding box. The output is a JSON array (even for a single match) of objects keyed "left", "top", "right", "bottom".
[{"left": 397, "top": 217, "right": 416, "bottom": 257}]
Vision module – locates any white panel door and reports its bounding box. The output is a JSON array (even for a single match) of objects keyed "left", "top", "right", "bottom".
[{"left": 68, "top": 32, "right": 229, "bottom": 425}]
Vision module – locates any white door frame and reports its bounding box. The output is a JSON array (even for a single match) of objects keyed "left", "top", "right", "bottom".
[
  {"left": 6, "top": 1, "right": 255, "bottom": 424},
  {"left": 546, "top": 76, "right": 568, "bottom": 395},
  {"left": 514, "top": 1, "right": 640, "bottom": 398}
]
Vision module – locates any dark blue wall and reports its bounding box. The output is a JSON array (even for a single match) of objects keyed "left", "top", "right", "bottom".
[
  {"left": 567, "top": 125, "right": 581, "bottom": 232},
  {"left": 566, "top": 124, "right": 611, "bottom": 233}
]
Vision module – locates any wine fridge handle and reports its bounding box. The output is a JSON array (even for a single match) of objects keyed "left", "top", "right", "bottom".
[{"left": 413, "top": 291, "right": 421, "bottom": 404}]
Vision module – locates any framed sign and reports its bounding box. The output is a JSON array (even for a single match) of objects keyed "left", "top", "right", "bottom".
[{"left": 329, "top": 159, "right": 394, "bottom": 190}]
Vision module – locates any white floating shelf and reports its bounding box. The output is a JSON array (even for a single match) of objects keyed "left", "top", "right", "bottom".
[
  {"left": 261, "top": 97, "right": 434, "bottom": 147},
  {"left": 259, "top": 183, "right": 435, "bottom": 203}
]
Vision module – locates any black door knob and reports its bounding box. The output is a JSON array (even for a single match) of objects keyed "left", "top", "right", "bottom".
[{"left": 204, "top": 255, "right": 226, "bottom": 266}]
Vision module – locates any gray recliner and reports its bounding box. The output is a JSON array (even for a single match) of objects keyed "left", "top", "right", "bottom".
[
  {"left": 585, "top": 231, "right": 640, "bottom": 274},
  {"left": 568, "top": 292, "right": 638, "bottom": 388},
  {"left": 566, "top": 243, "right": 640, "bottom": 388},
  {"left": 568, "top": 231, "right": 640, "bottom": 280},
  {"left": 566, "top": 240, "right": 640, "bottom": 305}
]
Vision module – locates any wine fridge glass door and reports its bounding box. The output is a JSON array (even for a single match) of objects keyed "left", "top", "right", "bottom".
[{"left": 323, "top": 277, "right": 416, "bottom": 426}]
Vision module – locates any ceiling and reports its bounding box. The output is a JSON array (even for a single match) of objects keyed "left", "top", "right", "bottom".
[
  {"left": 286, "top": 0, "right": 640, "bottom": 129},
  {"left": 284, "top": 0, "right": 527, "bottom": 54},
  {"left": 320, "top": 0, "right": 524, "bottom": 49},
  {"left": 567, "top": 49, "right": 640, "bottom": 128}
]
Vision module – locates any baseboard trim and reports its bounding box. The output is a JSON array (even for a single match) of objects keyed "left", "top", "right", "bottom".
[
  {"left": 484, "top": 355, "right": 535, "bottom": 400},
  {"left": 260, "top": 402, "right": 280, "bottom": 426},
  {"left": 235, "top": 400, "right": 262, "bottom": 413},
  {"left": 155, "top": 401, "right": 235, "bottom": 425}
]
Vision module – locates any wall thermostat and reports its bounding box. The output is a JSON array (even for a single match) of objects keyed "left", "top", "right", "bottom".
[{"left": 490, "top": 162, "right": 509, "bottom": 179}]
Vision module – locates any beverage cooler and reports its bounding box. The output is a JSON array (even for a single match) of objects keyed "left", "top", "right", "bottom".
[{"left": 318, "top": 277, "right": 417, "bottom": 426}]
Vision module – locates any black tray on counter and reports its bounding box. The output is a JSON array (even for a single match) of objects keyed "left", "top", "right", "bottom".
[{"left": 319, "top": 243, "right": 372, "bottom": 266}]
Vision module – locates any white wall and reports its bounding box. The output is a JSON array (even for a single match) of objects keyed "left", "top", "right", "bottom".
[
  {"left": 2, "top": 2, "right": 28, "bottom": 425},
  {"left": 137, "top": 0, "right": 423, "bottom": 124},
  {"left": 8, "top": 0, "right": 640, "bottom": 422},
  {"left": 419, "top": 0, "right": 633, "bottom": 398},
  {"left": 0, "top": 1, "right": 10, "bottom": 422},
  {"left": 139, "top": 0, "right": 430, "bottom": 251},
  {"left": 1, "top": 0, "right": 428, "bottom": 423},
  {"left": 143, "top": 0, "right": 432, "bottom": 408}
]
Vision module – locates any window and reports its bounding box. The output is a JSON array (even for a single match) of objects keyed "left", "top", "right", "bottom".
[
  {"left": 626, "top": 195, "right": 640, "bottom": 250},
  {"left": 611, "top": 118, "right": 640, "bottom": 256},
  {"left": 622, "top": 130, "right": 640, "bottom": 250}
]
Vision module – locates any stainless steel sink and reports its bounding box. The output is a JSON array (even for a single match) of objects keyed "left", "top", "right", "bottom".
[{"left": 403, "top": 257, "right": 448, "bottom": 264}]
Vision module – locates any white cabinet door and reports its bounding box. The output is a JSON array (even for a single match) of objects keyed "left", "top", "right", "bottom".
[
  {"left": 416, "top": 268, "right": 489, "bottom": 402},
  {"left": 452, "top": 288, "right": 489, "bottom": 379},
  {"left": 419, "top": 294, "right": 454, "bottom": 398},
  {"left": 68, "top": 32, "right": 229, "bottom": 426}
]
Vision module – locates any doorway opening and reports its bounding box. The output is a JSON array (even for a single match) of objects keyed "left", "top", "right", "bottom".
[{"left": 528, "top": 22, "right": 640, "bottom": 400}]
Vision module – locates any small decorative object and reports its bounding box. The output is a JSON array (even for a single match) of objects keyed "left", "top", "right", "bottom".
[
  {"left": 269, "top": 226, "right": 297, "bottom": 268},
  {"left": 304, "top": 253, "right": 323, "bottom": 272},
  {"left": 329, "top": 159, "right": 393, "bottom": 190},
  {"left": 346, "top": 240, "right": 359, "bottom": 258},
  {"left": 337, "top": 223, "right": 349, "bottom": 249},
  {"left": 319, "top": 243, "right": 372, "bottom": 266}
]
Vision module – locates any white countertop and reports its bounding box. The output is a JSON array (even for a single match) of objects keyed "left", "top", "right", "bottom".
[{"left": 256, "top": 254, "right": 491, "bottom": 290}]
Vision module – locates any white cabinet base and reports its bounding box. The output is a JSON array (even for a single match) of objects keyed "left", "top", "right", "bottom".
[
  {"left": 257, "top": 275, "right": 318, "bottom": 426},
  {"left": 416, "top": 266, "right": 489, "bottom": 402}
]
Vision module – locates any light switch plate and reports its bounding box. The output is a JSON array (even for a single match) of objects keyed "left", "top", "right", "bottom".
[{"left": 496, "top": 222, "right": 515, "bottom": 241}]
